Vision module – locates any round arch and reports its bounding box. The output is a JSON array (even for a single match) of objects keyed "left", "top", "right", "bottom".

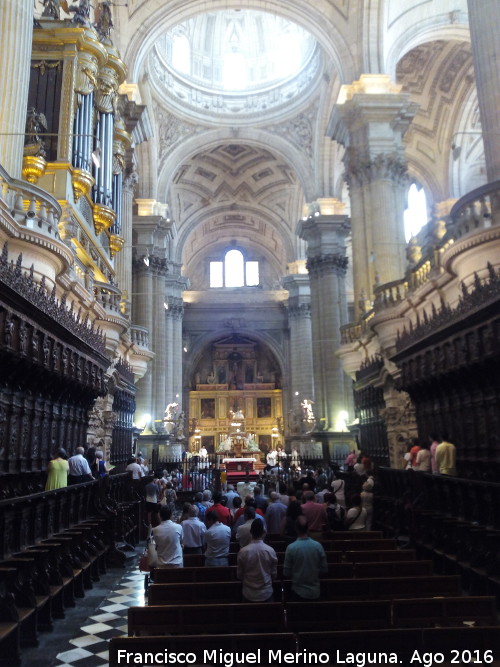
[
  {"left": 173, "top": 202, "right": 298, "bottom": 268},
  {"left": 386, "top": 22, "right": 471, "bottom": 79},
  {"left": 156, "top": 128, "right": 317, "bottom": 204},
  {"left": 183, "top": 327, "right": 288, "bottom": 395}
]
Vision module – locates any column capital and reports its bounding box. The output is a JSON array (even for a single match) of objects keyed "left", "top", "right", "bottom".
[
  {"left": 288, "top": 302, "right": 312, "bottom": 319},
  {"left": 344, "top": 152, "right": 409, "bottom": 188},
  {"left": 297, "top": 208, "right": 350, "bottom": 258},
  {"left": 306, "top": 254, "right": 348, "bottom": 278},
  {"left": 328, "top": 74, "right": 418, "bottom": 154}
]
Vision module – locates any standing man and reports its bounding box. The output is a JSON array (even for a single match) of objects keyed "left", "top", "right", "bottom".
[
  {"left": 203, "top": 510, "right": 231, "bottom": 566},
  {"left": 152, "top": 506, "right": 184, "bottom": 568},
  {"left": 181, "top": 504, "right": 206, "bottom": 554},
  {"left": 67, "top": 447, "right": 94, "bottom": 485},
  {"left": 237, "top": 520, "right": 278, "bottom": 602},
  {"left": 283, "top": 516, "right": 327, "bottom": 600},
  {"left": 264, "top": 492, "right": 287, "bottom": 535},
  {"left": 435, "top": 435, "right": 457, "bottom": 476}
]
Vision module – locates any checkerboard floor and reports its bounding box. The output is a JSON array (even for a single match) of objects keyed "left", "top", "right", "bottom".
[{"left": 53, "top": 569, "right": 145, "bottom": 667}]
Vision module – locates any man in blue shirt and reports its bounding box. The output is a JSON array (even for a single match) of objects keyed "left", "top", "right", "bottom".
[{"left": 283, "top": 516, "right": 327, "bottom": 600}]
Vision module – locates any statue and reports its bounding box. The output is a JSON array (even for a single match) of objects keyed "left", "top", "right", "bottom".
[
  {"left": 66, "top": 0, "right": 91, "bottom": 26},
  {"left": 42, "top": 0, "right": 60, "bottom": 19},
  {"left": 24, "top": 108, "right": 47, "bottom": 158},
  {"left": 218, "top": 435, "right": 232, "bottom": 453},
  {"left": 301, "top": 399, "right": 314, "bottom": 421},
  {"left": 176, "top": 411, "right": 185, "bottom": 439},
  {"left": 300, "top": 399, "right": 316, "bottom": 435},
  {"left": 164, "top": 402, "right": 179, "bottom": 421},
  {"left": 229, "top": 407, "right": 244, "bottom": 420},
  {"left": 206, "top": 370, "right": 216, "bottom": 384},
  {"left": 94, "top": 1, "right": 113, "bottom": 44}
]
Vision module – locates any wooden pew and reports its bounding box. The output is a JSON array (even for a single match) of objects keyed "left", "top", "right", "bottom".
[
  {"left": 282, "top": 575, "right": 462, "bottom": 601},
  {"left": 109, "top": 634, "right": 298, "bottom": 667},
  {"left": 128, "top": 602, "right": 285, "bottom": 635},
  {"left": 0, "top": 580, "right": 20, "bottom": 667},
  {"left": 152, "top": 562, "right": 354, "bottom": 584},
  {"left": 297, "top": 628, "right": 500, "bottom": 664},
  {"left": 152, "top": 566, "right": 239, "bottom": 584},
  {"left": 330, "top": 538, "right": 396, "bottom": 551},
  {"left": 148, "top": 581, "right": 282, "bottom": 605},
  {"left": 393, "top": 595, "right": 499, "bottom": 627},
  {"left": 354, "top": 560, "right": 433, "bottom": 577},
  {"left": 346, "top": 548, "right": 416, "bottom": 562},
  {"left": 286, "top": 599, "right": 392, "bottom": 631}
]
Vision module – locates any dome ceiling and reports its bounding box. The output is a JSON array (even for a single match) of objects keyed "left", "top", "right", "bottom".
[{"left": 149, "top": 9, "right": 322, "bottom": 117}]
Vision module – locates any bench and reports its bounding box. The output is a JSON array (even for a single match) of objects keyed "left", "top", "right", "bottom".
[
  {"left": 354, "top": 559, "right": 433, "bottom": 577},
  {"left": 286, "top": 599, "right": 392, "bottom": 631},
  {"left": 282, "top": 575, "right": 462, "bottom": 601},
  {"left": 129, "top": 602, "right": 285, "bottom": 635},
  {"left": 393, "top": 595, "right": 499, "bottom": 627},
  {"left": 345, "top": 548, "right": 416, "bottom": 562},
  {"left": 148, "top": 581, "right": 282, "bottom": 605}
]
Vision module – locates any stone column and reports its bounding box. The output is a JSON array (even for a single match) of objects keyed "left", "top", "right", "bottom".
[
  {"left": 297, "top": 201, "right": 353, "bottom": 431},
  {"left": 468, "top": 0, "right": 500, "bottom": 184},
  {"left": 151, "top": 257, "right": 168, "bottom": 423},
  {"left": 115, "top": 171, "right": 138, "bottom": 317},
  {"left": 282, "top": 273, "right": 314, "bottom": 413},
  {"left": 329, "top": 75, "right": 418, "bottom": 318},
  {"left": 0, "top": 0, "right": 33, "bottom": 178},
  {"left": 165, "top": 268, "right": 188, "bottom": 408},
  {"left": 132, "top": 258, "right": 153, "bottom": 425}
]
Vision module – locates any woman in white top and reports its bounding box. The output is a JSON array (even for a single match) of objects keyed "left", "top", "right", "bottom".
[
  {"left": 415, "top": 442, "right": 431, "bottom": 471},
  {"left": 345, "top": 494, "right": 368, "bottom": 530},
  {"left": 330, "top": 477, "right": 346, "bottom": 507}
]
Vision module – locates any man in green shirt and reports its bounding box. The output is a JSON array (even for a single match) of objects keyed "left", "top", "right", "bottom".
[{"left": 283, "top": 516, "right": 327, "bottom": 600}]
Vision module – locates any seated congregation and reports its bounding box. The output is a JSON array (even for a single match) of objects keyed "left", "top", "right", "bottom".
[{"left": 109, "top": 468, "right": 500, "bottom": 666}]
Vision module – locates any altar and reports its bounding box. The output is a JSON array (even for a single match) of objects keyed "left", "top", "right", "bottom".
[{"left": 223, "top": 457, "right": 258, "bottom": 483}]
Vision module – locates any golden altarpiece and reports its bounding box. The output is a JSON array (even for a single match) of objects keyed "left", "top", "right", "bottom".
[{"left": 188, "top": 335, "right": 283, "bottom": 460}]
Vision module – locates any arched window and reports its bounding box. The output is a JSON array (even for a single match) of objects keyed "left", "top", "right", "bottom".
[
  {"left": 210, "top": 249, "right": 259, "bottom": 287},
  {"left": 404, "top": 183, "right": 428, "bottom": 242},
  {"left": 172, "top": 34, "right": 190, "bottom": 76}
]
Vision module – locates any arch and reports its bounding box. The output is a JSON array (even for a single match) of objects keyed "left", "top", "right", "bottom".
[
  {"left": 124, "top": 0, "right": 356, "bottom": 87},
  {"left": 173, "top": 201, "right": 297, "bottom": 268},
  {"left": 182, "top": 327, "right": 288, "bottom": 396},
  {"left": 156, "top": 128, "right": 316, "bottom": 204},
  {"left": 386, "top": 22, "right": 470, "bottom": 79}
]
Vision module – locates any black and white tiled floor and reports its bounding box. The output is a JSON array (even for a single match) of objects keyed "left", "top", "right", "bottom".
[
  {"left": 21, "top": 551, "right": 146, "bottom": 667},
  {"left": 54, "top": 569, "right": 145, "bottom": 667}
]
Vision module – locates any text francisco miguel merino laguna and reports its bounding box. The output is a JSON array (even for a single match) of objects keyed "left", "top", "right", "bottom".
[{"left": 116, "top": 648, "right": 434, "bottom": 666}]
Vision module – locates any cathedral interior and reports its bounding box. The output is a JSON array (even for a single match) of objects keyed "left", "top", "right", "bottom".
[
  {"left": 1, "top": 0, "right": 500, "bottom": 664},
  {"left": 1, "top": 0, "right": 499, "bottom": 479}
]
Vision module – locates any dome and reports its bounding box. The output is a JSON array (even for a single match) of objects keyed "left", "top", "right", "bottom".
[{"left": 149, "top": 10, "right": 322, "bottom": 117}]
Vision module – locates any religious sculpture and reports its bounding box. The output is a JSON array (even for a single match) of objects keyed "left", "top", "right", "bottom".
[{"left": 94, "top": 1, "right": 113, "bottom": 44}]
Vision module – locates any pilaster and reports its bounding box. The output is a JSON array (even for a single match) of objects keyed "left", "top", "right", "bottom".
[
  {"left": 282, "top": 273, "right": 314, "bottom": 423},
  {"left": 297, "top": 202, "right": 353, "bottom": 431},
  {"left": 0, "top": 0, "right": 33, "bottom": 178},
  {"left": 468, "top": 0, "right": 500, "bottom": 185},
  {"left": 329, "top": 75, "right": 418, "bottom": 317}
]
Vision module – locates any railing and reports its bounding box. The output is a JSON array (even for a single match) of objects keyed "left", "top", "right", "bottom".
[
  {"left": 94, "top": 280, "right": 122, "bottom": 313},
  {"left": 0, "top": 163, "right": 62, "bottom": 242},
  {"left": 373, "top": 278, "right": 409, "bottom": 312},
  {"left": 130, "top": 324, "right": 149, "bottom": 348},
  {"left": 450, "top": 178, "right": 500, "bottom": 238}
]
